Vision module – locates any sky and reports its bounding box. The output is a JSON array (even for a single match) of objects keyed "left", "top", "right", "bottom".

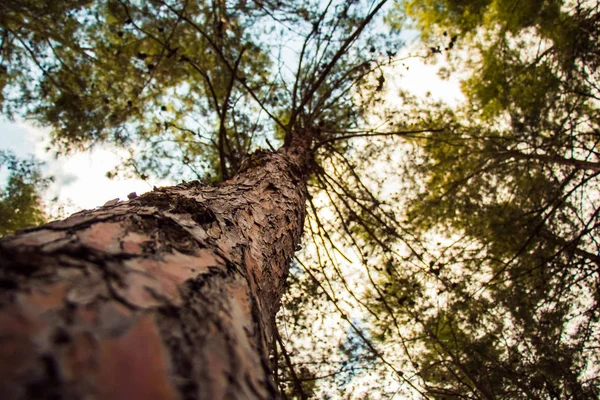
[
  {"left": 0, "top": 42, "right": 463, "bottom": 218},
  {"left": 0, "top": 120, "right": 170, "bottom": 216}
]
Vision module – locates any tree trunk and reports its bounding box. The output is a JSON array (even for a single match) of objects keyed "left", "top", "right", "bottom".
[{"left": 0, "top": 148, "right": 308, "bottom": 400}]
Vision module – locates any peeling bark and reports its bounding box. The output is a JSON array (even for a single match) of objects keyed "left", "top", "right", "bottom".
[{"left": 0, "top": 148, "right": 308, "bottom": 400}]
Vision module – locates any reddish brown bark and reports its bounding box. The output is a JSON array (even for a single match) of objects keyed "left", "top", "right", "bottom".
[{"left": 0, "top": 148, "right": 308, "bottom": 399}]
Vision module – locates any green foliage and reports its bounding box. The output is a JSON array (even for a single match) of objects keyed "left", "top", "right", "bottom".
[
  {"left": 370, "top": 0, "right": 600, "bottom": 398},
  {"left": 1, "top": 0, "right": 398, "bottom": 183},
  {"left": 1, "top": 0, "right": 277, "bottom": 180},
  {"left": 0, "top": 150, "right": 49, "bottom": 237},
  {"left": 391, "top": 0, "right": 563, "bottom": 41}
]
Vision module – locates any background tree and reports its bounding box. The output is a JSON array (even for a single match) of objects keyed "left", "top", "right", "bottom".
[
  {"left": 364, "top": 0, "right": 600, "bottom": 398},
  {"left": 0, "top": 150, "right": 50, "bottom": 237}
]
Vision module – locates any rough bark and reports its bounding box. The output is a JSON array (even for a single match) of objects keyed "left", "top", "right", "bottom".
[{"left": 0, "top": 147, "right": 308, "bottom": 400}]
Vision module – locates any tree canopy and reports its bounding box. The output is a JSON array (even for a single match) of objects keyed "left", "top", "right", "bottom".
[
  {"left": 376, "top": 0, "right": 600, "bottom": 398},
  {"left": 1, "top": 0, "right": 599, "bottom": 398}
]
